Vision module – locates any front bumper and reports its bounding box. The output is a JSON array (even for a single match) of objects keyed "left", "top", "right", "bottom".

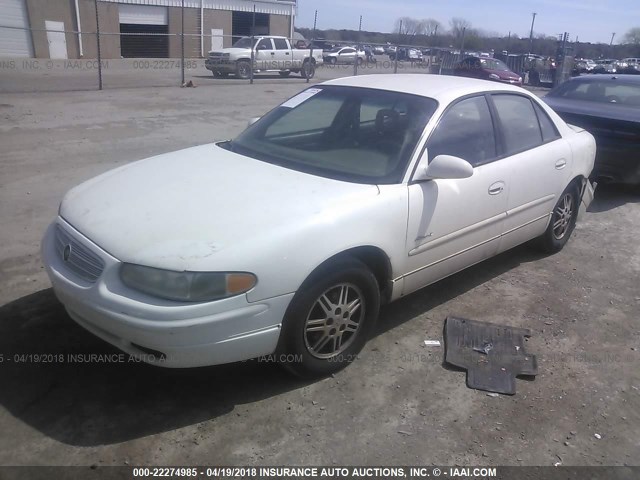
[
  {"left": 205, "top": 58, "right": 234, "bottom": 73},
  {"left": 42, "top": 218, "right": 293, "bottom": 368}
]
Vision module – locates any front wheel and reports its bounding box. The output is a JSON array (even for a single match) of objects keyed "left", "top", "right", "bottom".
[
  {"left": 277, "top": 258, "right": 380, "bottom": 378},
  {"left": 535, "top": 183, "right": 580, "bottom": 254},
  {"left": 235, "top": 60, "right": 251, "bottom": 79}
]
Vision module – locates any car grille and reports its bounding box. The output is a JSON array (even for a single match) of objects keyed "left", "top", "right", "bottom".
[
  {"left": 54, "top": 225, "right": 105, "bottom": 283},
  {"left": 207, "top": 53, "right": 229, "bottom": 64}
]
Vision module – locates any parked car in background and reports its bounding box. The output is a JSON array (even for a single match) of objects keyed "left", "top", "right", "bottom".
[
  {"left": 389, "top": 48, "right": 423, "bottom": 62},
  {"left": 373, "top": 45, "right": 385, "bottom": 55},
  {"left": 308, "top": 39, "right": 335, "bottom": 52},
  {"left": 205, "top": 36, "right": 323, "bottom": 79},
  {"left": 593, "top": 59, "right": 618, "bottom": 74},
  {"left": 43, "top": 75, "right": 595, "bottom": 377},
  {"left": 454, "top": 56, "right": 523, "bottom": 86},
  {"left": 622, "top": 58, "right": 640, "bottom": 74},
  {"left": 323, "top": 46, "right": 366, "bottom": 65},
  {"left": 573, "top": 58, "right": 596, "bottom": 74},
  {"left": 543, "top": 75, "right": 640, "bottom": 184}
]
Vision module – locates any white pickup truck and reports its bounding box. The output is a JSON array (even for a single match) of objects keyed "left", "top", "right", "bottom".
[{"left": 205, "top": 36, "right": 323, "bottom": 79}]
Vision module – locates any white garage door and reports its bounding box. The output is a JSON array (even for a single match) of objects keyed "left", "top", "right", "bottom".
[
  {"left": 0, "top": 0, "right": 34, "bottom": 57},
  {"left": 119, "top": 5, "right": 168, "bottom": 25}
]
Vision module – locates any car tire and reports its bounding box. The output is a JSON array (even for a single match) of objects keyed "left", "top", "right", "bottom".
[
  {"left": 301, "top": 61, "right": 315, "bottom": 79},
  {"left": 279, "top": 71, "right": 291, "bottom": 77},
  {"left": 357, "top": 58, "right": 363, "bottom": 66},
  {"left": 330, "top": 57, "right": 337, "bottom": 65},
  {"left": 277, "top": 257, "right": 380, "bottom": 378},
  {"left": 236, "top": 60, "right": 251, "bottom": 80},
  {"left": 535, "top": 182, "right": 581, "bottom": 254}
]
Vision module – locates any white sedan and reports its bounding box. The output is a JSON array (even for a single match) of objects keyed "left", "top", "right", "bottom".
[{"left": 42, "top": 75, "right": 596, "bottom": 377}]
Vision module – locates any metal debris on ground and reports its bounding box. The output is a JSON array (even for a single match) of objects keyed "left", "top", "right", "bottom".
[
  {"left": 424, "top": 340, "right": 441, "bottom": 347},
  {"left": 444, "top": 316, "right": 538, "bottom": 395}
]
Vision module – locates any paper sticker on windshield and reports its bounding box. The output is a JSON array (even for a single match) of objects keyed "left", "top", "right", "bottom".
[{"left": 281, "top": 88, "right": 323, "bottom": 108}]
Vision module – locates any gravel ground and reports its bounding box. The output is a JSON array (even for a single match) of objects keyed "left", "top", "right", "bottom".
[{"left": 0, "top": 76, "right": 638, "bottom": 467}]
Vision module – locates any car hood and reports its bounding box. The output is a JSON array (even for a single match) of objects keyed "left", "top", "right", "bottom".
[
  {"left": 60, "top": 144, "right": 379, "bottom": 271},
  {"left": 208, "top": 48, "right": 247, "bottom": 55}
]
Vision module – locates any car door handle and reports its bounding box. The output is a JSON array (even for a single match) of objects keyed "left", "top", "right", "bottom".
[
  {"left": 270, "top": 52, "right": 275, "bottom": 55},
  {"left": 555, "top": 159, "right": 567, "bottom": 170},
  {"left": 285, "top": 52, "right": 290, "bottom": 55},
  {"left": 488, "top": 182, "right": 505, "bottom": 195}
]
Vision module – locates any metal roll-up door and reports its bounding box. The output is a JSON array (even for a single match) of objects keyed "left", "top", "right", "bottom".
[
  {"left": 119, "top": 5, "right": 169, "bottom": 58},
  {"left": 0, "top": 0, "right": 34, "bottom": 57}
]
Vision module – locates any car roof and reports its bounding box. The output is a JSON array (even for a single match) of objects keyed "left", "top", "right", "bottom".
[
  {"left": 322, "top": 74, "right": 523, "bottom": 102},
  {"left": 560, "top": 74, "right": 640, "bottom": 84}
]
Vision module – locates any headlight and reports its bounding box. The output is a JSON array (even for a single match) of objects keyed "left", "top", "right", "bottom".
[
  {"left": 489, "top": 73, "right": 500, "bottom": 80},
  {"left": 120, "top": 263, "right": 256, "bottom": 302}
]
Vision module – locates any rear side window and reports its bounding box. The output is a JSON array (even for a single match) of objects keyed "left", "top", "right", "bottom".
[
  {"left": 427, "top": 95, "right": 496, "bottom": 167},
  {"left": 492, "top": 94, "right": 543, "bottom": 155},
  {"left": 533, "top": 102, "right": 560, "bottom": 143},
  {"left": 273, "top": 38, "right": 288, "bottom": 50}
]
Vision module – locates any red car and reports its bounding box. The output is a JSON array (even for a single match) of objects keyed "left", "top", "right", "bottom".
[{"left": 454, "top": 56, "right": 523, "bottom": 86}]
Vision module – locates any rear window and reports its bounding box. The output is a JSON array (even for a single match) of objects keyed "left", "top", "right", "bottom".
[{"left": 550, "top": 80, "right": 640, "bottom": 105}]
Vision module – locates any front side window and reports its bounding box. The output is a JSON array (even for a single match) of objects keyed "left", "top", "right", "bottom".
[
  {"left": 225, "top": 86, "right": 438, "bottom": 184},
  {"left": 427, "top": 95, "right": 496, "bottom": 167},
  {"left": 491, "top": 94, "right": 543, "bottom": 155},
  {"left": 256, "top": 39, "right": 273, "bottom": 50}
]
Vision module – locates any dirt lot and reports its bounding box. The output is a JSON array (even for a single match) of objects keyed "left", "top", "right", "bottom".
[{"left": 0, "top": 75, "right": 639, "bottom": 467}]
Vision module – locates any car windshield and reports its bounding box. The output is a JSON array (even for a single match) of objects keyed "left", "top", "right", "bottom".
[
  {"left": 329, "top": 47, "right": 342, "bottom": 53},
  {"left": 480, "top": 58, "right": 510, "bottom": 71},
  {"left": 233, "top": 37, "right": 257, "bottom": 48},
  {"left": 222, "top": 86, "right": 438, "bottom": 184},
  {"left": 549, "top": 80, "right": 640, "bottom": 105}
]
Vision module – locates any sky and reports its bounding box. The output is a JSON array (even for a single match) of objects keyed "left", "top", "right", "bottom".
[{"left": 295, "top": 0, "right": 640, "bottom": 45}]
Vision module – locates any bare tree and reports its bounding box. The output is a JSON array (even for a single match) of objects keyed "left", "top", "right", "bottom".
[
  {"left": 449, "top": 17, "right": 472, "bottom": 39},
  {"left": 394, "top": 16, "right": 426, "bottom": 42},
  {"left": 623, "top": 27, "right": 640, "bottom": 44},
  {"left": 422, "top": 18, "right": 442, "bottom": 36}
]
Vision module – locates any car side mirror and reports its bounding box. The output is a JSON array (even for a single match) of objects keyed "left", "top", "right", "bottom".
[
  {"left": 247, "top": 117, "right": 260, "bottom": 127},
  {"left": 413, "top": 153, "right": 474, "bottom": 181}
]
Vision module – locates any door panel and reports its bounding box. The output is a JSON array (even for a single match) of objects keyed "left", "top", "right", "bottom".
[
  {"left": 499, "top": 140, "right": 571, "bottom": 252},
  {"left": 403, "top": 93, "right": 508, "bottom": 295},
  {"left": 403, "top": 163, "right": 508, "bottom": 296},
  {"left": 489, "top": 94, "right": 572, "bottom": 252}
]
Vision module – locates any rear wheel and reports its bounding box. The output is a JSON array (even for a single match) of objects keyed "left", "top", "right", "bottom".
[
  {"left": 535, "top": 183, "right": 581, "bottom": 253},
  {"left": 277, "top": 258, "right": 380, "bottom": 378},
  {"left": 301, "top": 61, "right": 315, "bottom": 79},
  {"left": 279, "top": 71, "right": 291, "bottom": 77}
]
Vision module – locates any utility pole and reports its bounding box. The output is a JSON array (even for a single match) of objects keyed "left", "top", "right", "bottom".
[
  {"left": 354, "top": 15, "right": 362, "bottom": 76},
  {"left": 181, "top": 0, "right": 185, "bottom": 85},
  {"left": 528, "top": 12, "right": 537, "bottom": 54},
  {"left": 610, "top": 32, "right": 616, "bottom": 46}
]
